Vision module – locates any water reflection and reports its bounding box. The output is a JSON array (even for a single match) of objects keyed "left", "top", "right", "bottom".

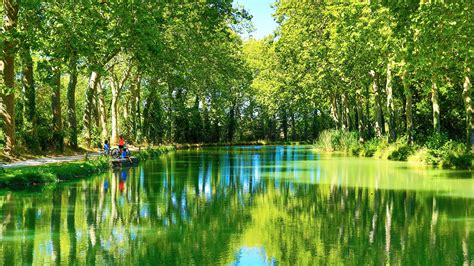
[{"left": 0, "top": 146, "right": 473, "bottom": 265}]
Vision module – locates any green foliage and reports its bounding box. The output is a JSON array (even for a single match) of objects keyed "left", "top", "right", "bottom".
[
  {"left": 386, "top": 137, "right": 415, "bottom": 161},
  {"left": 315, "top": 130, "right": 472, "bottom": 168},
  {"left": 315, "top": 130, "right": 359, "bottom": 153},
  {"left": 0, "top": 170, "right": 56, "bottom": 187},
  {"left": 410, "top": 141, "right": 473, "bottom": 169},
  {"left": 135, "top": 146, "right": 176, "bottom": 160},
  {"left": 2, "top": 0, "right": 473, "bottom": 159},
  {"left": 0, "top": 157, "right": 109, "bottom": 187},
  {"left": 358, "top": 139, "right": 382, "bottom": 158},
  {"left": 425, "top": 132, "right": 449, "bottom": 149}
]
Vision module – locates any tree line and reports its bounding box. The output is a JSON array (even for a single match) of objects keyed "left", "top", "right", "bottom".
[
  {"left": 1, "top": 1, "right": 473, "bottom": 155},
  {"left": 244, "top": 1, "right": 473, "bottom": 148},
  {"left": 0, "top": 0, "right": 252, "bottom": 154}
]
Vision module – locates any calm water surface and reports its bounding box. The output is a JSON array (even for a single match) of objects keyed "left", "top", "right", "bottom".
[{"left": 0, "top": 146, "right": 473, "bottom": 265}]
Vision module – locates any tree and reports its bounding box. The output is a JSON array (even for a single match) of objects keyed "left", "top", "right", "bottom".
[{"left": 0, "top": 0, "right": 19, "bottom": 153}]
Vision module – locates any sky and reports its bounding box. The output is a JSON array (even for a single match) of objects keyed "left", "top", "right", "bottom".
[{"left": 233, "top": 0, "right": 278, "bottom": 40}]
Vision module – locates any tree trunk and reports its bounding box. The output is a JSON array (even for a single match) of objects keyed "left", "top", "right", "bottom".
[
  {"left": 228, "top": 103, "right": 236, "bottom": 142},
  {"left": 364, "top": 84, "right": 372, "bottom": 138},
  {"left": 371, "top": 71, "right": 384, "bottom": 138},
  {"left": 312, "top": 109, "right": 318, "bottom": 140},
  {"left": 142, "top": 86, "right": 156, "bottom": 142},
  {"left": 135, "top": 76, "right": 142, "bottom": 141},
  {"left": 386, "top": 64, "right": 396, "bottom": 142},
  {"left": 51, "top": 67, "right": 63, "bottom": 152},
  {"left": 462, "top": 70, "right": 473, "bottom": 149},
  {"left": 0, "top": 0, "right": 19, "bottom": 153},
  {"left": 130, "top": 74, "right": 141, "bottom": 142},
  {"left": 67, "top": 56, "right": 78, "bottom": 149},
  {"left": 83, "top": 71, "right": 99, "bottom": 146},
  {"left": 291, "top": 111, "right": 296, "bottom": 141},
  {"left": 97, "top": 79, "right": 108, "bottom": 143},
  {"left": 110, "top": 64, "right": 132, "bottom": 144},
  {"left": 20, "top": 46, "right": 39, "bottom": 150},
  {"left": 342, "top": 92, "right": 351, "bottom": 131},
  {"left": 356, "top": 88, "right": 365, "bottom": 142},
  {"left": 336, "top": 95, "right": 343, "bottom": 129},
  {"left": 130, "top": 84, "right": 137, "bottom": 140},
  {"left": 281, "top": 107, "right": 288, "bottom": 140},
  {"left": 402, "top": 71, "right": 414, "bottom": 144},
  {"left": 330, "top": 94, "right": 340, "bottom": 129},
  {"left": 123, "top": 97, "right": 130, "bottom": 138},
  {"left": 93, "top": 91, "right": 100, "bottom": 131},
  {"left": 431, "top": 75, "right": 440, "bottom": 134},
  {"left": 110, "top": 82, "right": 120, "bottom": 145}
]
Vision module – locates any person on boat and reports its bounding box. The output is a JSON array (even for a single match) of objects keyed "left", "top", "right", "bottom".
[
  {"left": 121, "top": 147, "right": 128, "bottom": 159},
  {"left": 118, "top": 135, "right": 125, "bottom": 151},
  {"left": 121, "top": 144, "right": 133, "bottom": 163},
  {"left": 104, "top": 140, "right": 110, "bottom": 155}
]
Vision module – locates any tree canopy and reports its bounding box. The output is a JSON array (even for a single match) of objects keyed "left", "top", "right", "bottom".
[{"left": 0, "top": 0, "right": 472, "bottom": 154}]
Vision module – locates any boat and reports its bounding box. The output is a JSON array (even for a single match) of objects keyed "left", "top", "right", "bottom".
[{"left": 111, "top": 157, "right": 139, "bottom": 168}]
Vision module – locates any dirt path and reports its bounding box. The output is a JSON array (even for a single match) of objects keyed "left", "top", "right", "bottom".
[
  {"left": 1, "top": 147, "right": 143, "bottom": 169},
  {"left": 1, "top": 152, "right": 101, "bottom": 169}
]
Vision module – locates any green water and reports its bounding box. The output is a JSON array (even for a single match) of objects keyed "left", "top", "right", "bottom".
[{"left": 0, "top": 146, "right": 473, "bottom": 265}]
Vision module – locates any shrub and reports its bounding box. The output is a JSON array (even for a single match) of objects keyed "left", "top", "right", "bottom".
[
  {"left": 425, "top": 132, "right": 449, "bottom": 149},
  {"left": 359, "top": 139, "right": 381, "bottom": 157},
  {"left": 428, "top": 141, "right": 472, "bottom": 169},
  {"left": 315, "top": 130, "right": 359, "bottom": 153},
  {"left": 374, "top": 136, "right": 415, "bottom": 161},
  {"left": 315, "top": 130, "right": 337, "bottom": 151},
  {"left": 373, "top": 137, "right": 390, "bottom": 159}
]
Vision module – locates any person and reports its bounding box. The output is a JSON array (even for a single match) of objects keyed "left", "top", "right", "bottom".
[
  {"left": 118, "top": 135, "right": 125, "bottom": 151},
  {"left": 121, "top": 145, "right": 133, "bottom": 163},
  {"left": 121, "top": 147, "right": 128, "bottom": 159},
  {"left": 104, "top": 140, "right": 110, "bottom": 155}
]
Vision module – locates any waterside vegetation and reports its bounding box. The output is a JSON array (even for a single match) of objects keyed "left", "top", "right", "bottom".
[
  {"left": 315, "top": 130, "right": 473, "bottom": 169},
  {"left": 1, "top": 1, "right": 472, "bottom": 170},
  {"left": 0, "top": 145, "right": 176, "bottom": 187}
]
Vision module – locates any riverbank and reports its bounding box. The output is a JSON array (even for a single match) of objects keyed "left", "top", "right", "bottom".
[
  {"left": 0, "top": 142, "right": 293, "bottom": 188},
  {"left": 0, "top": 145, "right": 176, "bottom": 188},
  {"left": 315, "top": 130, "right": 473, "bottom": 169}
]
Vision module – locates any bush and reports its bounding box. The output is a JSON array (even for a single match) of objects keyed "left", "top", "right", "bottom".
[
  {"left": 424, "top": 141, "right": 472, "bottom": 169},
  {"left": 314, "top": 130, "right": 359, "bottom": 153},
  {"left": 425, "top": 132, "right": 449, "bottom": 149},
  {"left": 357, "top": 139, "right": 381, "bottom": 157},
  {"left": 315, "top": 130, "right": 337, "bottom": 151},
  {"left": 373, "top": 136, "right": 415, "bottom": 161}
]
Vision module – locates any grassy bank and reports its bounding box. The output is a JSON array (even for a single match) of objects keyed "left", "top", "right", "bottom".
[
  {"left": 0, "top": 145, "right": 177, "bottom": 188},
  {"left": 0, "top": 158, "right": 110, "bottom": 187},
  {"left": 314, "top": 130, "right": 473, "bottom": 169}
]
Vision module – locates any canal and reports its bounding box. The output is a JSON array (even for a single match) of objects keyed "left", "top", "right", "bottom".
[{"left": 0, "top": 146, "right": 473, "bottom": 264}]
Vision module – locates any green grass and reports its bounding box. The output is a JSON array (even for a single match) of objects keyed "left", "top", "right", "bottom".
[
  {"left": 0, "top": 157, "right": 110, "bottom": 187},
  {"left": 0, "top": 145, "right": 178, "bottom": 188}
]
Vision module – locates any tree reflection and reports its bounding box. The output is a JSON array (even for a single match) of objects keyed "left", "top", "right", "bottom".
[{"left": 0, "top": 146, "right": 472, "bottom": 264}]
